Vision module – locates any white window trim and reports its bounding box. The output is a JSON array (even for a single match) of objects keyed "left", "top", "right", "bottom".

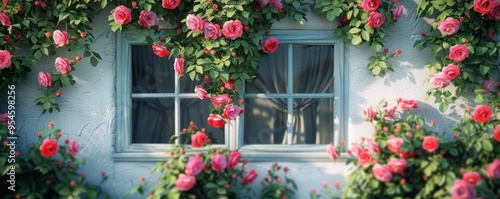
[{"left": 113, "top": 30, "right": 349, "bottom": 162}]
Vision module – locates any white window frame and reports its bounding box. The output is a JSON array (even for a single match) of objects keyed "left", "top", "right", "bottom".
[{"left": 114, "top": 30, "right": 348, "bottom": 162}]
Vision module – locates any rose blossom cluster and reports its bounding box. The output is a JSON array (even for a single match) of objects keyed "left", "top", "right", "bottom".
[
  {"left": 112, "top": 5, "right": 159, "bottom": 28},
  {"left": 429, "top": 64, "right": 461, "bottom": 89},
  {"left": 194, "top": 85, "right": 244, "bottom": 129},
  {"left": 185, "top": 14, "right": 243, "bottom": 40},
  {"left": 474, "top": 0, "right": 500, "bottom": 20},
  {"left": 38, "top": 122, "right": 80, "bottom": 158},
  {"left": 257, "top": 0, "right": 283, "bottom": 13},
  {"left": 363, "top": 98, "right": 418, "bottom": 121},
  {"left": 175, "top": 150, "right": 257, "bottom": 191},
  {"left": 358, "top": 0, "right": 404, "bottom": 28},
  {"left": 450, "top": 158, "right": 500, "bottom": 199}
]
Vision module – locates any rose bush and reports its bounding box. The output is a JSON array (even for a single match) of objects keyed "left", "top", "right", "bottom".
[
  {"left": 126, "top": 122, "right": 258, "bottom": 198},
  {"left": 259, "top": 162, "right": 298, "bottom": 199},
  {"left": 0, "top": 122, "right": 108, "bottom": 198}
]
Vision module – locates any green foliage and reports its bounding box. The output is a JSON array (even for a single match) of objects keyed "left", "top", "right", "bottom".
[
  {"left": 313, "top": 0, "right": 402, "bottom": 76},
  {"left": 260, "top": 163, "right": 297, "bottom": 199},
  {"left": 414, "top": 0, "right": 500, "bottom": 112},
  {"left": 0, "top": 122, "right": 108, "bottom": 198}
]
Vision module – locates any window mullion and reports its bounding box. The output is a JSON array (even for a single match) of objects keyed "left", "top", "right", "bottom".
[
  {"left": 287, "top": 44, "right": 293, "bottom": 145},
  {"left": 174, "top": 73, "right": 180, "bottom": 145}
]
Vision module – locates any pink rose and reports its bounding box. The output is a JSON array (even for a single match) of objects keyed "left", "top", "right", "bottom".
[
  {"left": 368, "top": 12, "right": 385, "bottom": 28},
  {"left": 486, "top": 159, "right": 500, "bottom": 178},
  {"left": 38, "top": 71, "right": 52, "bottom": 87},
  {"left": 258, "top": 0, "right": 271, "bottom": 7},
  {"left": 348, "top": 142, "right": 363, "bottom": 157},
  {"left": 438, "top": 17, "right": 460, "bottom": 36},
  {"left": 242, "top": 169, "right": 257, "bottom": 184},
  {"left": 53, "top": 30, "right": 69, "bottom": 47},
  {"left": 185, "top": 156, "right": 203, "bottom": 176},
  {"left": 194, "top": 85, "right": 210, "bottom": 100},
  {"left": 422, "top": 136, "right": 439, "bottom": 153},
  {"left": 326, "top": 143, "right": 340, "bottom": 160},
  {"left": 222, "top": 20, "right": 243, "bottom": 40},
  {"left": 493, "top": 125, "right": 500, "bottom": 143},
  {"left": 488, "top": 1, "right": 500, "bottom": 20},
  {"left": 360, "top": 0, "right": 380, "bottom": 12},
  {"left": 372, "top": 164, "right": 392, "bottom": 182},
  {"left": 223, "top": 79, "right": 235, "bottom": 90},
  {"left": 392, "top": 5, "right": 403, "bottom": 21},
  {"left": 474, "top": 0, "right": 494, "bottom": 15},
  {"left": 272, "top": 0, "right": 283, "bottom": 13},
  {"left": 482, "top": 78, "right": 495, "bottom": 91},
  {"left": 365, "top": 138, "right": 380, "bottom": 154},
  {"left": 212, "top": 94, "right": 232, "bottom": 107},
  {"left": 0, "top": 11, "right": 11, "bottom": 26},
  {"left": 203, "top": 22, "right": 221, "bottom": 40},
  {"left": 191, "top": 131, "right": 207, "bottom": 147},
  {"left": 186, "top": 14, "right": 204, "bottom": 31},
  {"left": 55, "top": 57, "right": 71, "bottom": 74},
  {"left": 365, "top": 106, "right": 376, "bottom": 121},
  {"left": 222, "top": 104, "right": 243, "bottom": 120},
  {"left": 138, "top": 11, "right": 157, "bottom": 29},
  {"left": 152, "top": 43, "right": 170, "bottom": 57},
  {"left": 358, "top": 150, "right": 372, "bottom": 168},
  {"left": 387, "top": 135, "right": 404, "bottom": 154},
  {"left": 462, "top": 172, "right": 483, "bottom": 186},
  {"left": 399, "top": 99, "right": 418, "bottom": 110},
  {"left": 430, "top": 72, "right": 451, "bottom": 88},
  {"left": 208, "top": 114, "right": 225, "bottom": 128},
  {"left": 472, "top": 105, "right": 492, "bottom": 123},
  {"left": 449, "top": 45, "right": 469, "bottom": 62},
  {"left": 162, "top": 0, "right": 180, "bottom": 10},
  {"left": 175, "top": 174, "right": 196, "bottom": 191},
  {"left": 68, "top": 140, "right": 80, "bottom": 156},
  {"left": 112, "top": 5, "right": 132, "bottom": 25},
  {"left": 227, "top": 151, "right": 241, "bottom": 169},
  {"left": 40, "top": 139, "right": 59, "bottom": 158},
  {"left": 450, "top": 179, "right": 476, "bottom": 199},
  {"left": 0, "top": 50, "right": 11, "bottom": 69},
  {"left": 0, "top": 113, "right": 11, "bottom": 124},
  {"left": 211, "top": 153, "right": 227, "bottom": 172},
  {"left": 387, "top": 158, "right": 407, "bottom": 174},
  {"left": 442, "top": 64, "right": 460, "bottom": 80},
  {"left": 261, "top": 37, "right": 279, "bottom": 53},
  {"left": 384, "top": 106, "right": 397, "bottom": 119},
  {"left": 174, "top": 58, "right": 184, "bottom": 76}
]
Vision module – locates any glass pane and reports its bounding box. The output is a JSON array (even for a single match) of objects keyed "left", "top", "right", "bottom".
[
  {"left": 180, "top": 78, "right": 204, "bottom": 93},
  {"left": 132, "top": 98, "right": 174, "bottom": 143},
  {"left": 244, "top": 98, "right": 287, "bottom": 144},
  {"left": 293, "top": 98, "right": 333, "bottom": 144},
  {"left": 293, "top": 45, "right": 334, "bottom": 93},
  {"left": 131, "top": 45, "right": 174, "bottom": 93},
  {"left": 245, "top": 45, "right": 288, "bottom": 93},
  {"left": 180, "top": 99, "right": 225, "bottom": 144}
]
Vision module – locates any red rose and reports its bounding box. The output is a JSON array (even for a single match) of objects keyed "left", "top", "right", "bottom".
[
  {"left": 399, "top": 98, "right": 418, "bottom": 110},
  {"left": 211, "top": 94, "right": 232, "bottom": 107},
  {"left": 486, "top": 159, "right": 500, "bottom": 178},
  {"left": 174, "top": 58, "right": 184, "bottom": 76},
  {"left": 326, "top": 143, "right": 340, "bottom": 160},
  {"left": 474, "top": 0, "right": 494, "bottom": 15},
  {"left": 162, "top": 0, "right": 180, "bottom": 10},
  {"left": 488, "top": 1, "right": 500, "bottom": 20},
  {"left": 222, "top": 104, "right": 243, "bottom": 120},
  {"left": 372, "top": 164, "right": 392, "bottom": 182},
  {"left": 422, "top": 136, "right": 439, "bottom": 153},
  {"left": 191, "top": 131, "right": 207, "bottom": 147},
  {"left": 367, "top": 12, "right": 385, "bottom": 28},
  {"left": 365, "top": 106, "right": 376, "bottom": 121},
  {"left": 186, "top": 14, "right": 204, "bottom": 31},
  {"left": 261, "top": 37, "right": 279, "bottom": 53},
  {"left": 40, "top": 139, "right": 59, "bottom": 158},
  {"left": 493, "top": 125, "right": 500, "bottom": 143},
  {"left": 211, "top": 153, "right": 227, "bottom": 172},
  {"left": 430, "top": 72, "right": 451, "bottom": 88},
  {"left": 387, "top": 135, "right": 404, "bottom": 153},
  {"left": 67, "top": 140, "right": 80, "bottom": 156},
  {"left": 449, "top": 44, "right": 469, "bottom": 62},
  {"left": 112, "top": 5, "right": 132, "bottom": 25},
  {"left": 138, "top": 10, "right": 157, "bottom": 29},
  {"left": 442, "top": 64, "right": 460, "bottom": 80},
  {"left": 450, "top": 179, "right": 476, "bottom": 199},
  {"left": 0, "top": 50, "right": 11, "bottom": 69},
  {"left": 462, "top": 172, "right": 483, "bottom": 186},
  {"left": 472, "top": 105, "right": 492, "bottom": 123},
  {"left": 358, "top": 150, "right": 372, "bottom": 168},
  {"left": 360, "top": 0, "right": 380, "bottom": 12},
  {"left": 387, "top": 158, "right": 407, "bottom": 174},
  {"left": 175, "top": 174, "right": 196, "bottom": 191},
  {"left": 194, "top": 85, "right": 210, "bottom": 100},
  {"left": 0, "top": 11, "right": 11, "bottom": 26},
  {"left": 348, "top": 142, "right": 363, "bottom": 156},
  {"left": 151, "top": 43, "right": 170, "bottom": 57},
  {"left": 222, "top": 20, "right": 243, "bottom": 40},
  {"left": 203, "top": 22, "right": 221, "bottom": 40},
  {"left": 185, "top": 156, "right": 203, "bottom": 176},
  {"left": 227, "top": 151, "right": 241, "bottom": 169},
  {"left": 207, "top": 114, "right": 225, "bottom": 128},
  {"left": 223, "top": 79, "right": 235, "bottom": 90},
  {"left": 365, "top": 138, "right": 380, "bottom": 154},
  {"left": 392, "top": 5, "right": 403, "bottom": 21},
  {"left": 438, "top": 17, "right": 460, "bottom": 36},
  {"left": 242, "top": 169, "right": 257, "bottom": 184}
]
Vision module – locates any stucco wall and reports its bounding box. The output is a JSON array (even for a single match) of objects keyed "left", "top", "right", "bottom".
[{"left": 11, "top": 1, "right": 470, "bottom": 198}]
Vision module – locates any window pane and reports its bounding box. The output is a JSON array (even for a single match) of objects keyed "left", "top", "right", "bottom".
[
  {"left": 245, "top": 45, "right": 288, "bottom": 93},
  {"left": 293, "top": 45, "right": 334, "bottom": 93},
  {"left": 132, "top": 98, "right": 174, "bottom": 143},
  {"left": 293, "top": 98, "right": 333, "bottom": 144},
  {"left": 132, "top": 45, "right": 174, "bottom": 93},
  {"left": 180, "top": 78, "right": 204, "bottom": 93},
  {"left": 243, "top": 98, "right": 287, "bottom": 144},
  {"left": 180, "top": 99, "right": 225, "bottom": 144}
]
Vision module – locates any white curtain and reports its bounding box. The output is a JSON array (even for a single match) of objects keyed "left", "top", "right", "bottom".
[{"left": 244, "top": 45, "right": 334, "bottom": 144}]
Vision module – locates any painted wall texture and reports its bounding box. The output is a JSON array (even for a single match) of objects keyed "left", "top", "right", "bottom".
[{"left": 12, "top": 1, "right": 471, "bottom": 198}]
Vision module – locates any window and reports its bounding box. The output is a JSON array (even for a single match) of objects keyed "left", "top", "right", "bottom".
[{"left": 115, "top": 30, "right": 348, "bottom": 162}]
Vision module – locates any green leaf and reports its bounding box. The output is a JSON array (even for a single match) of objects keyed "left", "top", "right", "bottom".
[
  {"left": 482, "top": 140, "right": 493, "bottom": 152},
  {"left": 352, "top": 35, "right": 362, "bottom": 45},
  {"left": 326, "top": 11, "right": 336, "bottom": 21},
  {"left": 90, "top": 57, "right": 98, "bottom": 67},
  {"left": 439, "top": 102, "right": 448, "bottom": 112}
]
